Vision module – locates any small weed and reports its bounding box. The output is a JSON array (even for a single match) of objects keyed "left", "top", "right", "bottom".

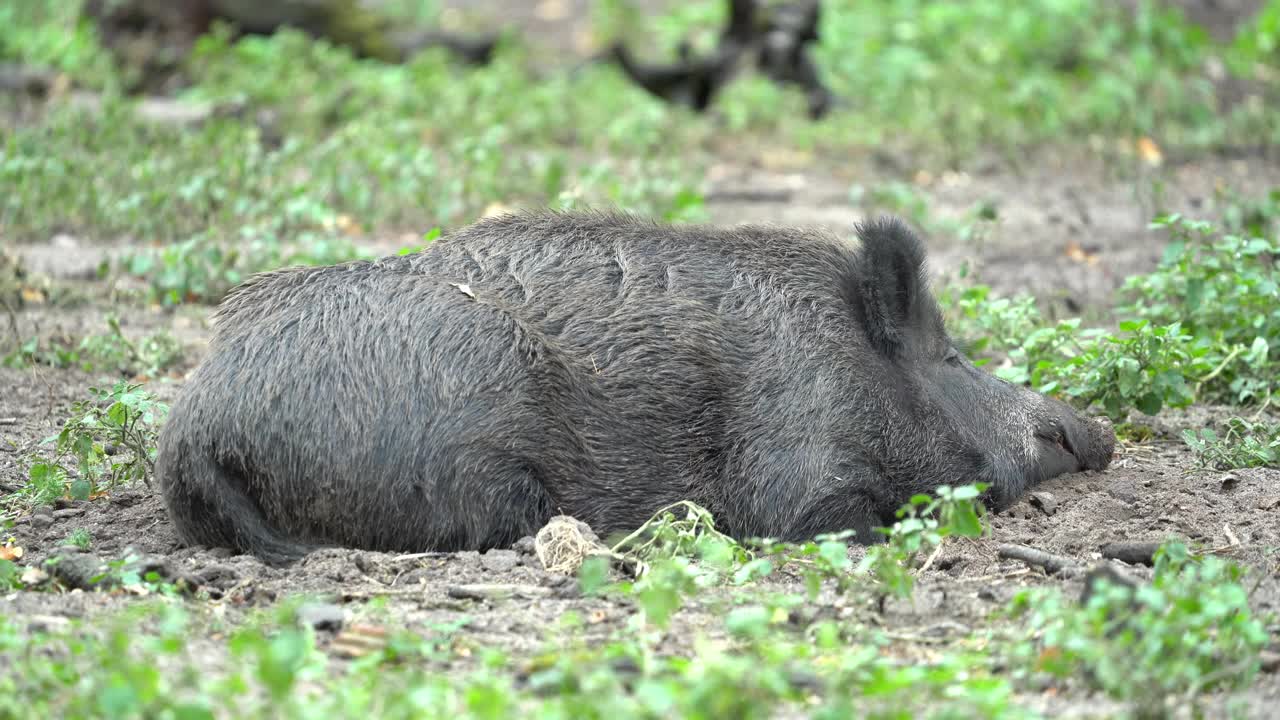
[
  {"left": 857, "top": 484, "right": 988, "bottom": 598},
  {"left": 120, "top": 229, "right": 376, "bottom": 306},
  {"left": 17, "top": 382, "right": 168, "bottom": 508},
  {"left": 3, "top": 315, "right": 183, "bottom": 378},
  {"left": 610, "top": 500, "right": 745, "bottom": 566},
  {"left": 942, "top": 205, "right": 1278, "bottom": 420},
  {"left": 1183, "top": 417, "right": 1280, "bottom": 469},
  {"left": 1007, "top": 541, "right": 1268, "bottom": 710},
  {"left": 607, "top": 485, "right": 990, "bottom": 625},
  {"left": 1121, "top": 213, "right": 1279, "bottom": 406},
  {"left": 62, "top": 528, "right": 92, "bottom": 551},
  {"left": 1034, "top": 319, "right": 1211, "bottom": 419}
]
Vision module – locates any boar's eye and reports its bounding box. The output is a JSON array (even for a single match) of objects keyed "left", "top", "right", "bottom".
[{"left": 943, "top": 347, "right": 963, "bottom": 365}]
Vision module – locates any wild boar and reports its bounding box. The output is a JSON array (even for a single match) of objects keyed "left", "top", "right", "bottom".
[{"left": 156, "top": 212, "right": 1114, "bottom": 564}]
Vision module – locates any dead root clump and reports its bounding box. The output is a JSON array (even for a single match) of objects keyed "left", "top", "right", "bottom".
[{"left": 534, "top": 515, "right": 614, "bottom": 576}]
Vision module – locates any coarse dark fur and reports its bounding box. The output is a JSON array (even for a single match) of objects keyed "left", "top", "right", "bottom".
[{"left": 157, "top": 212, "right": 1115, "bottom": 565}]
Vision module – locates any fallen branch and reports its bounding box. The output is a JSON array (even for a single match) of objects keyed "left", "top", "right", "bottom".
[
  {"left": 607, "top": 0, "right": 835, "bottom": 119},
  {"left": 446, "top": 583, "right": 553, "bottom": 601},
  {"left": 1099, "top": 541, "right": 1162, "bottom": 566},
  {"left": 996, "top": 543, "right": 1077, "bottom": 575}
]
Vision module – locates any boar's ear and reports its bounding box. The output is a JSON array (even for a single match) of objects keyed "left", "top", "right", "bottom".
[{"left": 848, "top": 217, "right": 930, "bottom": 358}]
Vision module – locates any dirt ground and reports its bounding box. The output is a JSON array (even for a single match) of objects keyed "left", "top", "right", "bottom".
[{"left": 3, "top": 2, "right": 1280, "bottom": 717}]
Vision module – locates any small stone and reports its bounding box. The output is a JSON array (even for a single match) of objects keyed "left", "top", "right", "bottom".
[
  {"left": 29, "top": 512, "right": 53, "bottom": 530},
  {"left": 46, "top": 551, "right": 110, "bottom": 590},
  {"left": 1029, "top": 492, "right": 1059, "bottom": 516},
  {"left": 20, "top": 567, "right": 49, "bottom": 586},
  {"left": 454, "top": 550, "right": 481, "bottom": 568},
  {"left": 52, "top": 508, "right": 85, "bottom": 519},
  {"left": 352, "top": 552, "right": 378, "bottom": 575},
  {"left": 1219, "top": 475, "right": 1239, "bottom": 493},
  {"left": 397, "top": 567, "right": 431, "bottom": 586},
  {"left": 511, "top": 536, "right": 537, "bottom": 555},
  {"left": 296, "top": 603, "right": 345, "bottom": 632},
  {"left": 480, "top": 549, "right": 521, "bottom": 573},
  {"left": 124, "top": 553, "right": 171, "bottom": 580}
]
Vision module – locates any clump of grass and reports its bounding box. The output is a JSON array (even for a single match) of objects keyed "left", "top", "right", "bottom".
[
  {"left": 61, "top": 527, "right": 92, "bottom": 550},
  {"left": 1120, "top": 213, "right": 1280, "bottom": 407}
]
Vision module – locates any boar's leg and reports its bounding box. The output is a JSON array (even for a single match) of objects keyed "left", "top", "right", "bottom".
[{"left": 159, "top": 442, "right": 318, "bottom": 566}]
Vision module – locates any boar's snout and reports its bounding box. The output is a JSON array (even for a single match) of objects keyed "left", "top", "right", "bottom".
[
  {"left": 1037, "top": 403, "right": 1116, "bottom": 473},
  {"left": 1078, "top": 415, "right": 1116, "bottom": 470}
]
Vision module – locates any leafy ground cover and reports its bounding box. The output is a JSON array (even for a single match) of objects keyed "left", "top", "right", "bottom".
[{"left": 1, "top": 1, "right": 1279, "bottom": 717}]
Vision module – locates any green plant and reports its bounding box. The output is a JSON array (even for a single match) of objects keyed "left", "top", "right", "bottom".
[
  {"left": 0, "top": 1, "right": 118, "bottom": 88},
  {"left": 610, "top": 500, "right": 746, "bottom": 567},
  {"left": 1183, "top": 417, "right": 1280, "bottom": 469},
  {"left": 62, "top": 528, "right": 92, "bottom": 551},
  {"left": 20, "top": 382, "right": 168, "bottom": 507},
  {"left": 856, "top": 484, "right": 988, "bottom": 598},
  {"left": 3, "top": 316, "right": 183, "bottom": 378},
  {"left": 1033, "top": 319, "right": 1211, "bottom": 418},
  {"left": 121, "top": 230, "right": 375, "bottom": 306},
  {"left": 940, "top": 205, "right": 1279, "bottom": 420},
  {"left": 1007, "top": 541, "right": 1268, "bottom": 710},
  {"left": 0, "top": 558, "right": 18, "bottom": 591},
  {"left": 1120, "top": 213, "right": 1279, "bottom": 406},
  {"left": 940, "top": 281, "right": 1046, "bottom": 365},
  {"left": 1229, "top": 0, "right": 1280, "bottom": 70}
]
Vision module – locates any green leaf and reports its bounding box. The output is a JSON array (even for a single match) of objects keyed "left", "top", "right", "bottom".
[
  {"left": 1136, "top": 392, "right": 1164, "bottom": 416},
  {"left": 577, "top": 555, "right": 610, "bottom": 596},
  {"left": 28, "top": 462, "right": 55, "bottom": 484},
  {"left": 733, "top": 557, "right": 774, "bottom": 585},
  {"left": 1247, "top": 336, "right": 1269, "bottom": 365},
  {"left": 818, "top": 540, "right": 851, "bottom": 573},
  {"left": 171, "top": 704, "right": 216, "bottom": 720},
  {"left": 68, "top": 478, "right": 93, "bottom": 500},
  {"left": 946, "top": 502, "right": 984, "bottom": 538},
  {"left": 1118, "top": 319, "right": 1148, "bottom": 333},
  {"left": 1116, "top": 358, "right": 1142, "bottom": 395},
  {"left": 259, "top": 629, "right": 308, "bottom": 700},
  {"left": 725, "top": 605, "right": 771, "bottom": 640},
  {"left": 0, "top": 559, "right": 21, "bottom": 590},
  {"left": 107, "top": 401, "right": 129, "bottom": 427}
]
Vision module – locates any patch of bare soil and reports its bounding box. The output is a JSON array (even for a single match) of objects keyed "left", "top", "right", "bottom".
[{"left": 704, "top": 149, "right": 1280, "bottom": 319}]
